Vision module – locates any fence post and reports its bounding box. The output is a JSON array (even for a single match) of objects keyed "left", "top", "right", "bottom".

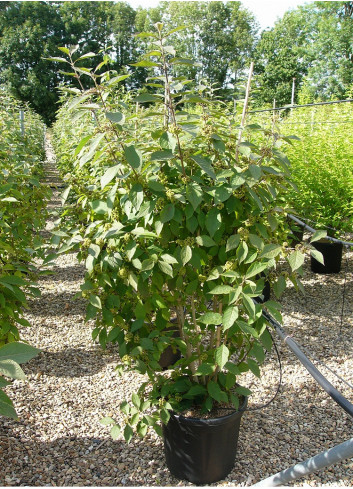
[
  {"left": 19, "top": 109, "right": 25, "bottom": 136},
  {"left": 291, "top": 77, "right": 296, "bottom": 106},
  {"left": 236, "top": 61, "right": 254, "bottom": 160}
]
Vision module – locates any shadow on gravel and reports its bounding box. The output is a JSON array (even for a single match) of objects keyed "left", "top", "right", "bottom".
[
  {"left": 0, "top": 426, "right": 173, "bottom": 486},
  {"left": 25, "top": 347, "right": 117, "bottom": 378},
  {"left": 27, "top": 291, "right": 86, "bottom": 316},
  {"left": 38, "top": 264, "right": 85, "bottom": 283}
]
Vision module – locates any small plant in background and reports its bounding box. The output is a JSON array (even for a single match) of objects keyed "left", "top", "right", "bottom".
[{"left": 51, "top": 24, "right": 321, "bottom": 444}]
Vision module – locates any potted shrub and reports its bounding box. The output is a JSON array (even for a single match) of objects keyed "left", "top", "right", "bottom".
[{"left": 51, "top": 24, "right": 311, "bottom": 484}]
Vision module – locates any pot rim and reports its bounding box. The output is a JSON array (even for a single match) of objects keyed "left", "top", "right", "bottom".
[
  {"left": 170, "top": 395, "right": 248, "bottom": 426},
  {"left": 314, "top": 239, "right": 343, "bottom": 246}
]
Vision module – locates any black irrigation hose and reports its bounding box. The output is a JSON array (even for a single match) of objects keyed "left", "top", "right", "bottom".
[
  {"left": 288, "top": 213, "right": 353, "bottom": 248},
  {"left": 262, "top": 308, "right": 353, "bottom": 419},
  {"left": 247, "top": 329, "right": 283, "bottom": 412}
]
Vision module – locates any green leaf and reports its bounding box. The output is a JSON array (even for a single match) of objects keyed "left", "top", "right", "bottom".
[
  {"left": 245, "top": 263, "right": 268, "bottom": 279},
  {"left": 89, "top": 294, "right": 102, "bottom": 309},
  {"left": 196, "top": 363, "right": 215, "bottom": 375},
  {"left": 131, "top": 228, "right": 157, "bottom": 238},
  {"left": 287, "top": 250, "right": 305, "bottom": 271},
  {"left": 273, "top": 275, "right": 286, "bottom": 298},
  {"left": 46, "top": 56, "right": 69, "bottom": 63},
  {"left": 215, "top": 345, "right": 229, "bottom": 369},
  {"left": 242, "top": 293, "right": 256, "bottom": 319},
  {"left": 130, "top": 183, "right": 144, "bottom": 211},
  {"left": 236, "top": 241, "right": 248, "bottom": 264},
  {"left": 160, "top": 254, "right": 178, "bottom": 264},
  {"left": 247, "top": 358, "right": 261, "bottom": 378},
  {"left": 259, "top": 244, "right": 282, "bottom": 259},
  {"left": 222, "top": 306, "right": 239, "bottom": 331},
  {"left": 0, "top": 390, "right": 18, "bottom": 420},
  {"left": 260, "top": 328, "right": 273, "bottom": 351},
  {"left": 88, "top": 243, "right": 100, "bottom": 259},
  {"left": 106, "top": 112, "right": 125, "bottom": 125},
  {"left": 206, "top": 208, "right": 221, "bottom": 237},
  {"left": 184, "top": 384, "right": 207, "bottom": 398},
  {"left": 0, "top": 359, "right": 26, "bottom": 380},
  {"left": 310, "top": 230, "right": 327, "bottom": 243},
  {"left": 158, "top": 261, "right": 173, "bottom": 277},
  {"left": 124, "top": 145, "right": 142, "bottom": 170},
  {"left": 123, "top": 424, "right": 134, "bottom": 443},
  {"left": 191, "top": 155, "right": 216, "bottom": 179},
  {"left": 131, "top": 393, "right": 141, "bottom": 410},
  {"left": 160, "top": 203, "right": 175, "bottom": 223},
  {"left": 111, "top": 424, "right": 121, "bottom": 440},
  {"left": 160, "top": 408, "right": 170, "bottom": 425},
  {"left": 0, "top": 343, "right": 40, "bottom": 364},
  {"left": 151, "top": 150, "right": 174, "bottom": 161},
  {"left": 225, "top": 362, "right": 241, "bottom": 375},
  {"left": 100, "top": 165, "right": 121, "bottom": 189},
  {"left": 196, "top": 235, "right": 216, "bottom": 247},
  {"left": 180, "top": 245, "right": 192, "bottom": 266},
  {"left": 207, "top": 381, "right": 222, "bottom": 402},
  {"left": 226, "top": 234, "right": 240, "bottom": 252},
  {"left": 141, "top": 259, "right": 155, "bottom": 271},
  {"left": 210, "top": 285, "right": 233, "bottom": 294},
  {"left": 265, "top": 301, "right": 283, "bottom": 323},
  {"left": 249, "top": 234, "right": 264, "bottom": 250},
  {"left": 235, "top": 385, "right": 252, "bottom": 397},
  {"left": 160, "top": 132, "right": 177, "bottom": 152},
  {"left": 90, "top": 200, "right": 109, "bottom": 215},
  {"left": 0, "top": 275, "right": 27, "bottom": 286},
  {"left": 133, "top": 93, "right": 161, "bottom": 102},
  {"left": 310, "top": 249, "right": 324, "bottom": 265},
  {"left": 199, "top": 312, "right": 222, "bottom": 325},
  {"left": 186, "top": 183, "right": 203, "bottom": 211},
  {"left": 100, "top": 416, "right": 115, "bottom": 425},
  {"left": 141, "top": 338, "right": 154, "bottom": 350}
]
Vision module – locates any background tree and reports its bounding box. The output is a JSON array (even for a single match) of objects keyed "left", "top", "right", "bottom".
[
  {"left": 253, "top": 1, "right": 353, "bottom": 107},
  {"left": 298, "top": 1, "right": 353, "bottom": 102},
  {"left": 252, "top": 5, "right": 317, "bottom": 107},
  {"left": 0, "top": 1, "right": 64, "bottom": 124},
  {"left": 158, "top": 1, "right": 258, "bottom": 95}
]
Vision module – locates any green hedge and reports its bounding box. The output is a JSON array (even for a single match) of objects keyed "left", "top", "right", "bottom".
[
  {"left": 249, "top": 103, "right": 353, "bottom": 235},
  {"left": 0, "top": 90, "right": 50, "bottom": 345}
]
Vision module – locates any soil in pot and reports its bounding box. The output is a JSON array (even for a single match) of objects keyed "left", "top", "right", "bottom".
[
  {"left": 311, "top": 239, "right": 343, "bottom": 274},
  {"left": 162, "top": 396, "right": 248, "bottom": 484}
]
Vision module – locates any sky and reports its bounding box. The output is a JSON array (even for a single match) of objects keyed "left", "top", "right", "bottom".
[{"left": 127, "top": 0, "right": 311, "bottom": 31}]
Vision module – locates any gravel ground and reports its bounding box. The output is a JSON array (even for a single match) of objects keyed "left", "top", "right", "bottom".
[{"left": 1, "top": 138, "right": 352, "bottom": 487}]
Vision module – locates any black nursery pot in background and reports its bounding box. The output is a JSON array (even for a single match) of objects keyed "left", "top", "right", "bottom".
[
  {"left": 162, "top": 396, "right": 248, "bottom": 485},
  {"left": 311, "top": 240, "right": 343, "bottom": 274},
  {"left": 158, "top": 317, "right": 181, "bottom": 370}
]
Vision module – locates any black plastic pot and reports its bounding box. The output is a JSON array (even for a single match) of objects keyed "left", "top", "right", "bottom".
[
  {"left": 162, "top": 396, "right": 248, "bottom": 484},
  {"left": 311, "top": 240, "right": 343, "bottom": 274},
  {"left": 158, "top": 318, "right": 181, "bottom": 370},
  {"left": 288, "top": 224, "right": 304, "bottom": 244},
  {"left": 255, "top": 273, "right": 270, "bottom": 303},
  {"left": 290, "top": 227, "right": 304, "bottom": 243}
]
